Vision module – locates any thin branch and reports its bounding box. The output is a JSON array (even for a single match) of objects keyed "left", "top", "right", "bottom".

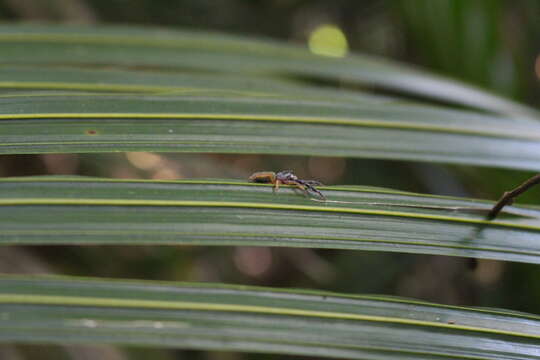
[{"left": 487, "top": 174, "right": 540, "bottom": 220}]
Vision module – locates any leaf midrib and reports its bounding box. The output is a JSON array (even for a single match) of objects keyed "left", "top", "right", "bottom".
[
  {"left": 0, "top": 113, "right": 537, "bottom": 140},
  {"left": 1, "top": 293, "right": 537, "bottom": 340},
  {"left": 0, "top": 197, "right": 536, "bottom": 231}
]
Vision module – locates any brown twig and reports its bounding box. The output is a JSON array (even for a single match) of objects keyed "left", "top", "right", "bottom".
[{"left": 487, "top": 174, "right": 540, "bottom": 220}]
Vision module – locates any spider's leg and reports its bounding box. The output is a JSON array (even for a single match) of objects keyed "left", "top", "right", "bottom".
[
  {"left": 311, "top": 188, "right": 326, "bottom": 200},
  {"left": 304, "top": 180, "right": 324, "bottom": 186},
  {"left": 292, "top": 181, "right": 310, "bottom": 197},
  {"left": 273, "top": 179, "right": 282, "bottom": 194},
  {"left": 303, "top": 182, "right": 326, "bottom": 200}
]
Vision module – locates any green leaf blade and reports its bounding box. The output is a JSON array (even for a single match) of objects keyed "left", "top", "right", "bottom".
[
  {"left": 2, "top": 95, "right": 540, "bottom": 170},
  {"left": 1, "top": 24, "right": 538, "bottom": 121},
  {"left": 1, "top": 25, "right": 540, "bottom": 171},
  {"left": 1, "top": 275, "right": 539, "bottom": 359},
  {"left": 2, "top": 177, "right": 540, "bottom": 264}
]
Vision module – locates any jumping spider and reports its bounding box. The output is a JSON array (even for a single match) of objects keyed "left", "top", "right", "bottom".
[{"left": 248, "top": 170, "right": 325, "bottom": 200}]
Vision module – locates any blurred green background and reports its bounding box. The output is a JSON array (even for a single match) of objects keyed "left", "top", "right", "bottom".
[{"left": 0, "top": 0, "right": 539, "bottom": 359}]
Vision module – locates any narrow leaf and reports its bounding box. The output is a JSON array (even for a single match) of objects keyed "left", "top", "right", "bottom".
[
  {"left": 2, "top": 177, "right": 540, "bottom": 264},
  {"left": 2, "top": 94, "right": 540, "bottom": 170},
  {"left": 1, "top": 275, "right": 539, "bottom": 359},
  {"left": 0, "top": 24, "right": 537, "bottom": 120}
]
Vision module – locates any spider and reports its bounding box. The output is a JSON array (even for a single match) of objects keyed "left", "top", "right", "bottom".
[{"left": 248, "top": 170, "right": 325, "bottom": 200}]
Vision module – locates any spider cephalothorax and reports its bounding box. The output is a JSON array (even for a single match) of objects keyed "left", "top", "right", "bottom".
[{"left": 248, "top": 170, "right": 325, "bottom": 200}]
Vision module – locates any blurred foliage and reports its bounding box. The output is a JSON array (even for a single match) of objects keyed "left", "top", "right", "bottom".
[{"left": 0, "top": 0, "right": 539, "bottom": 359}]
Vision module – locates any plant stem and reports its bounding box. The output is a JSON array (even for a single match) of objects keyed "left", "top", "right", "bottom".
[{"left": 487, "top": 174, "right": 540, "bottom": 220}]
